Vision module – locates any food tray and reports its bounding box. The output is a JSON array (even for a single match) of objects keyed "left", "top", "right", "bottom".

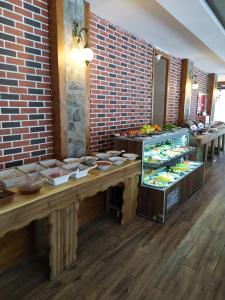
[
  {"left": 0, "top": 168, "right": 25, "bottom": 188},
  {"left": 17, "top": 163, "right": 46, "bottom": 176},
  {"left": 0, "top": 189, "right": 15, "bottom": 207},
  {"left": 62, "top": 163, "right": 96, "bottom": 179},
  {"left": 40, "top": 167, "right": 73, "bottom": 185},
  {"left": 38, "top": 159, "right": 64, "bottom": 168}
]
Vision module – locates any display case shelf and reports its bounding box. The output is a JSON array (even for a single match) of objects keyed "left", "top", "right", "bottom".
[
  {"left": 142, "top": 161, "right": 204, "bottom": 191},
  {"left": 143, "top": 147, "right": 196, "bottom": 169}
]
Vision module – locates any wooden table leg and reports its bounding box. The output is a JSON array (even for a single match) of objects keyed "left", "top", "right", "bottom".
[
  {"left": 211, "top": 139, "right": 215, "bottom": 160},
  {"left": 49, "top": 209, "right": 64, "bottom": 280},
  {"left": 203, "top": 143, "right": 208, "bottom": 162},
  {"left": 121, "top": 174, "right": 140, "bottom": 225},
  {"left": 222, "top": 134, "right": 225, "bottom": 151},
  {"left": 217, "top": 137, "right": 222, "bottom": 153},
  {"left": 49, "top": 202, "right": 79, "bottom": 280},
  {"left": 64, "top": 202, "right": 79, "bottom": 270}
]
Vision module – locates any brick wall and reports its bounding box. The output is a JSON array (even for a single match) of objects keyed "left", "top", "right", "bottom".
[
  {"left": 89, "top": 13, "right": 182, "bottom": 151},
  {"left": 89, "top": 13, "right": 153, "bottom": 152},
  {"left": 0, "top": 0, "right": 53, "bottom": 169},
  {"left": 190, "top": 65, "right": 208, "bottom": 119},
  {"left": 167, "top": 57, "right": 182, "bottom": 124}
]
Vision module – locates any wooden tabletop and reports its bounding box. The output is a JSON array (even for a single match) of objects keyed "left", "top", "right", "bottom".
[
  {"left": 191, "top": 126, "right": 225, "bottom": 146},
  {"left": 0, "top": 160, "right": 141, "bottom": 216}
]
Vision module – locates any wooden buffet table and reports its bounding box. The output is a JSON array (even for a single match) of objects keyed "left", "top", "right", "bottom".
[
  {"left": 0, "top": 160, "right": 141, "bottom": 279},
  {"left": 190, "top": 126, "right": 225, "bottom": 161}
]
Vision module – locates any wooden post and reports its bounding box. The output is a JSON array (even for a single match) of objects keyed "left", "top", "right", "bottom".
[
  {"left": 208, "top": 73, "right": 218, "bottom": 121},
  {"left": 178, "top": 59, "right": 193, "bottom": 125},
  {"left": 48, "top": 0, "right": 67, "bottom": 160},
  {"left": 84, "top": 1, "right": 91, "bottom": 154},
  {"left": 121, "top": 174, "right": 140, "bottom": 225}
]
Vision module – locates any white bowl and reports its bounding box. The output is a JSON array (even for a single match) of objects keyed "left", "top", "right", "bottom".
[
  {"left": 80, "top": 156, "right": 98, "bottom": 161},
  {"left": 40, "top": 167, "right": 73, "bottom": 185},
  {"left": 17, "top": 163, "right": 46, "bottom": 176},
  {"left": 109, "top": 157, "right": 126, "bottom": 165},
  {"left": 95, "top": 161, "right": 113, "bottom": 171},
  {"left": 95, "top": 153, "right": 111, "bottom": 160},
  {"left": 39, "top": 159, "right": 63, "bottom": 168},
  {"left": 0, "top": 168, "right": 25, "bottom": 188},
  {"left": 122, "top": 153, "right": 138, "bottom": 161},
  {"left": 106, "top": 150, "right": 123, "bottom": 157}
]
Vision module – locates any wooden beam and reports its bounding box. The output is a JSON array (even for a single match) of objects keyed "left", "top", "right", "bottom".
[
  {"left": 152, "top": 49, "right": 170, "bottom": 126},
  {"left": 48, "top": 0, "right": 67, "bottom": 160},
  {"left": 178, "top": 59, "right": 193, "bottom": 125},
  {"left": 84, "top": 1, "right": 91, "bottom": 154},
  {"left": 208, "top": 73, "right": 217, "bottom": 121}
]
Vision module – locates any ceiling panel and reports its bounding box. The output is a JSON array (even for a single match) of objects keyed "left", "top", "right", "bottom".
[{"left": 206, "top": 0, "right": 225, "bottom": 29}]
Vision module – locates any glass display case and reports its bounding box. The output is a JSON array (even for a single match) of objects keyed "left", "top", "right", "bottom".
[
  {"left": 139, "top": 129, "right": 204, "bottom": 222},
  {"left": 115, "top": 128, "right": 204, "bottom": 222}
]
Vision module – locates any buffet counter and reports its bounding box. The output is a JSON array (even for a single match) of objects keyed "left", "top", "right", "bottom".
[
  {"left": 0, "top": 160, "right": 141, "bottom": 279},
  {"left": 190, "top": 126, "right": 225, "bottom": 161}
]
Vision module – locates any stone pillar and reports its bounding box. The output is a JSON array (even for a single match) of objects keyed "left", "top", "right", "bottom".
[{"left": 64, "top": 0, "right": 87, "bottom": 157}]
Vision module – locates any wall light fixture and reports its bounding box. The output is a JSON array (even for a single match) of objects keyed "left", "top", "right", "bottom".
[
  {"left": 192, "top": 75, "right": 199, "bottom": 90},
  {"left": 72, "top": 19, "right": 94, "bottom": 64}
]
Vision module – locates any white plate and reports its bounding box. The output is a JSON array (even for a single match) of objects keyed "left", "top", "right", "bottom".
[
  {"left": 39, "top": 159, "right": 63, "bottom": 168},
  {"left": 0, "top": 168, "right": 25, "bottom": 188},
  {"left": 122, "top": 153, "right": 138, "bottom": 160},
  {"left": 109, "top": 157, "right": 126, "bottom": 165},
  {"left": 40, "top": 167, "right": 73, "bottom": 185}
]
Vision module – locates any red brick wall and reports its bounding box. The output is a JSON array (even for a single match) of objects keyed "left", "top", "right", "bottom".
[
  {"left": 89, "top": 13, "right": 153, "bottom": 151},
  {"left": 167, "top": 57, "right": 182, "bottom": 124},
  {"left": 190, "top": 66, "right": 208, "bottom": 119},
  {"left": 89, "top": 13, "right": 182, "bottom": 151},
  {"left": 0, "top": 0, "right": 53, "bottom": 169}
]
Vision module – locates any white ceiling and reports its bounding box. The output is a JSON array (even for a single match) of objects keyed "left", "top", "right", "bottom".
[{"left": 87, "top": 0, "right": 225, "bottom": 76}]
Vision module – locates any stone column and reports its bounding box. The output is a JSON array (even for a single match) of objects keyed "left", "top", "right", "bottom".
[{"left": 64, "top": 0, "right": 87, "bottom": 157}]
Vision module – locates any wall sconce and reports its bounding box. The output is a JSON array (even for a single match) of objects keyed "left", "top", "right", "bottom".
[
  {"left": 192, "top": 75, "right": 199, "bottom": 90},
  {"left": 72, "top": 19, "right": 94, "bottom": 64},
  {"left": 155, "top": 54, "right": 161, "bottom": 62}
]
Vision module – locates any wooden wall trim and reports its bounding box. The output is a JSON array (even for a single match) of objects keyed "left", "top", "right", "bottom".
[
  {"left": 208, "top": 73, "right": 218, "bottom": 121},
  {"left": 152, "top": 49, "right": 170, "bottom": 126},
  {"left": 84, "top": 1, "right": 91, "bottom": 154},
  {"left": 48, "top": 0, "right": 67, "bottom": 160},
  {"left": 178, "top": 59, "right": 193, "bottom": 125}
]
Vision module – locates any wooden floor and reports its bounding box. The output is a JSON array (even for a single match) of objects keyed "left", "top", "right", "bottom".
[{"left": 2, "top": 154, "right": 225, "bottom": 299}]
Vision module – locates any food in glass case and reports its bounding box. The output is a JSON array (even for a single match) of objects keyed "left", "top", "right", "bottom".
[
  {"left": 163, "top": 123, "right": 177, "bottom": 131},
  {"left": 143, "top": 143, "right": 195, "bottom": 165},
  {"left": 143, "top": 161, "right": 201, "bottom": 188}
]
